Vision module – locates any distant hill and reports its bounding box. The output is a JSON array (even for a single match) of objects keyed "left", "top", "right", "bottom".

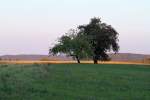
[
  {"left": 109, "top": 53, "right": 150, "bottom": 62},
  {"left": 0, "top": 53, "right": 150, "bottom": 62},
  {"left": 0, "top": 55, "right": 72, "bottom": 61}
]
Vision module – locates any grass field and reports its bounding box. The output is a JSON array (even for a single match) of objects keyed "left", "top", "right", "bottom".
[{"left": 0, "top": 64, "right": 150, "bottom": 100}]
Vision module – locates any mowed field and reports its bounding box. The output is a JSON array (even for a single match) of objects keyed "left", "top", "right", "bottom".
[{"left": 0, "top": 64, "right": 150, "bottom": 100}]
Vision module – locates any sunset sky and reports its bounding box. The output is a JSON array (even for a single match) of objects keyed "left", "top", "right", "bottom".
[{"left": 0, "top": 0, "right": 150, "bottom": 55}]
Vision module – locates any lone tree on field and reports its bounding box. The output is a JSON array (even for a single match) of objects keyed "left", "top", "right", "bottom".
[
  {"left": 50, "top": 29, "right": 91, "bottom": 63},
  {"left": 78, "top": 17, "right": 119, "bottom": 64},
  {"left": 50, "top": 17, "right": 119, "bottom": 64}
]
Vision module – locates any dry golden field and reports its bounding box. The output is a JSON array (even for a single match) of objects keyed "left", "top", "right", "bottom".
[{"left": 0, "top": 60, "right": 150, "bottom": 65}]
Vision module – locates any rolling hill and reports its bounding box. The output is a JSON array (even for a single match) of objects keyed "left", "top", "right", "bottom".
[{"left": 0, "top": 53, "right": 150, "bottom": 62}]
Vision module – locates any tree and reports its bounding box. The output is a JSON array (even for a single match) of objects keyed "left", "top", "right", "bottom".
[
  {"left": 78, "top": 17, "right": 119, "bottom": 64},
  {"left": 50, "top": 29, "right": 91, "bottom": 63}
]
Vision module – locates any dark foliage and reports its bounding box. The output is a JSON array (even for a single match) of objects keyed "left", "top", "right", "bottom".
[{"left": 78, "top": 17, "right": 119, "bottom": 64}]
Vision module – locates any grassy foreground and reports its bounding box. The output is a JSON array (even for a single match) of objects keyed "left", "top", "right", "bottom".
[{"left": 0, "top": 64, "right": 150, "bottom": 100}]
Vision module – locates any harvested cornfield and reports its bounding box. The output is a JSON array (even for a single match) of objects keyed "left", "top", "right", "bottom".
[{"left": 0, "top": 60, "right": 150, "bottom": 65}]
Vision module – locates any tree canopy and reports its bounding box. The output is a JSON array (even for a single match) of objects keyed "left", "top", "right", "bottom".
[
  {"left": 50, "top": 29, "right": 91, "bottom": 63},
  {"left": 50, "top": 17, "right": 119, "bottom": 64},
  {"left": 79, "top": 17, "right": 119, "bottom": 64}
]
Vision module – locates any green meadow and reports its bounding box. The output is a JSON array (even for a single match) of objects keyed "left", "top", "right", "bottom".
[{"left": 0, "top": 64, "right": 150, "bottom": 100}]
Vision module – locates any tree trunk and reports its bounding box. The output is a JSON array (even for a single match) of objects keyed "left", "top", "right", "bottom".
[
  {"left": 94, "top": 59, "right": 98, "bottom": 64},
  {"left": 93, "top": 56, "right": 98, "bottom": 64},
  {"left": 76, "top": 56, "right": 80, "bottom": 64}
]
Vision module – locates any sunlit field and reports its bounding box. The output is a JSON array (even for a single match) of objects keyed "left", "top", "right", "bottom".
[
  {"left": 0, "top": 60, "right": 149, "bottom": 65},
  {"left": 0, "top": 64, "right": 150, "bottom": 100}
]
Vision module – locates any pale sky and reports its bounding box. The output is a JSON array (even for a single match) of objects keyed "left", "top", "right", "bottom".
[{"left": 0, "top": 0, "right": 150, "bottom": 55}]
